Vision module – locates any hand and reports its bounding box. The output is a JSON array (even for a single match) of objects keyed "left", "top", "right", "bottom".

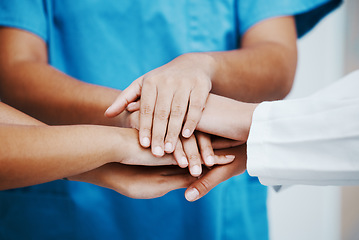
[
  {"left": 69, "top": 163, "right": 197, "bottom": 199},
  {"left": 211, "top": 136, "right": 243, "bottom": 149},
  {"left": 116, "top": 128, "right": 178, "bottom": 166},
  {"left": 120, "top": 113, "right": 235, "bottom": 176},
  {"left": 173, "top": 132, "right": 235, "bottom": 177},
  {"left": 184, "top": 144, "right": 247, "bottom": 202},
  {"left": 196, "top": 94, "right": 258, "bottom": 142},
  {"left": 105, "top": 53, "right": 216, "bottom": 157},
  {"left": 120, "top": 103, "right": 236, "bottom": 175}
]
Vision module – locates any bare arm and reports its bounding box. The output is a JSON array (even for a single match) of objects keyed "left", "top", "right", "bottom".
[
  {"left": 196, "top": 94, "right": 258, "bottom": 142},
  {"left": 107, "top": 16, "right": 297, "bottom": 157},
  {"left": 0, "top": 102, "right": 181, "bottom": 190},
  {"left": 209, "top": 16, "right": 297, "bottom": 102},
  {"left": 0, "top": 28, "right": 129, "bottom": 126}
]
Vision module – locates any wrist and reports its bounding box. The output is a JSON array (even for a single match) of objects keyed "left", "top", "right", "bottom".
[
  {"left": 234, "top": 101, "right": 258, "bottom": 141},
  {"left": 179, "top": 52, "right": 217, "bottom": 79},
  {"left": 110, "top": 127, "right": 138, "bottom": 164}
]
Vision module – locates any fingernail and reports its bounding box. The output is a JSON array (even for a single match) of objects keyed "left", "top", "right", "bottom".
[
  {"left": 179, "top": 157, "right": 188, "bottom": 167},
  {"left": 141, "top": 137, "right": 150, "bottom": 147},
  {"left": 191, "top": 165, "right": 201, "bottom": 176},
  {"left": 105, "top": 107, "right": 112, "bottom": 115},
  {"left": 153, "top": 146, "right": 164, "bottom": 156},
  {"left": 164, "top": 142, "right": 173, "bottom": 152},
  {"left": 206, "top": 156, "right": 214, "bottom": 166},
  {"left": 182, "top": 129, "right": 191, "bottom": 138},
  {"left": 225, "top": 155, "right": 235, "bottom": 161},
  {"left": 127, "top": 102, "right": 136, "bottom": 110},
  {"left": 186, "top": 188, "right": 199, "bottom": 202}
]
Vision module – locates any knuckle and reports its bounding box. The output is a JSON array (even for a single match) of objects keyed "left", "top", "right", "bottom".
[
  {"left": 143, "top": 76, "right": 156, "bottom": 85},
  {"left": 185, "top": 118, "right": 197, "bottom": 129},
  {"left": 197, "top": 178, "right": 211, "bottom": 192},
  {"left": 162, "top": 77, "right": 173, "bottom": 86},
  {"left": 165, "top": 131, "right": 179, "bottom": 141},
  {"left": 140, "top": 126, "right": 152, "bottom": 135},
  {"left": 188, "top": 154, "right": 200, "bottom": 162},
  {"left": 152, "top": 134, "right": 164, "bottom": 143},
  {"left": 202, "top": 145, "right": 212, "bottom": 153},
  {"left": 171, "top": 105, "right": 185, "bottom": 117},
  {"left": 140, "top": 104, "right": 153, "bottom": 115},
  {"left": 189, "top": 101, "right": 204, "bottom": 111},
  {"left": 154, "top": 109, "right": 169, "bottom": 121}
]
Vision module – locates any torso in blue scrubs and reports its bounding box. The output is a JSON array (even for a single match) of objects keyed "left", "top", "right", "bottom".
[{"left": 0, "top": 1, "right": 341, "bottom": 239}]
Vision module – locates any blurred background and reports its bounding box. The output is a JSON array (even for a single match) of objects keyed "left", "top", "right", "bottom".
[{"left": 267, "top": 1, "right": 359, "bottom": 239}]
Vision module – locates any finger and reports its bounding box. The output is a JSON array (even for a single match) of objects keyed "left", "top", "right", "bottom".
[
  {"left": 127, "top": 110, "right": 140, "bottom": 130},
  {"left": 184, "top": 166, "right": 230, "bottom": 202},
  {"left": 213, "top": 155, "right": 235, "bottom": 165},
  {"left": 105, "top": 77, "right": 143, "bottom": 117},
  {"left": 172, "top": 140, "right": 189, "bottom": 168},
  {"left": 151, "top": 88, "right": 173, "bottom": 157},
  {"left": 211, "top": 136, "right": 243, "bottom": 149},
  {"left": 138, "top": 80, "right": 157, "bottom": 148},
  {"left": 195, "top": 132, "right": 215, "bottom": 167},
  {"left": 164, "top": 90, "right": 190, "bottom": 153},
  {"left": 126, "top": 100, "right": 140, "bottom": 112},
  {"left": 185, "top": 145, "right": 249, "bottom": 202},
  {"left": 182, "top": 88, "right": 208, "bottom": 138},
  {"left": 181, "top": 135, "right": 202, "bottom": 177}
]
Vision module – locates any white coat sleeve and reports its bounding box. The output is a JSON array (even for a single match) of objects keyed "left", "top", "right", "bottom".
[{"left": 247, "top": 70, "right": 359, "bottom": 186}]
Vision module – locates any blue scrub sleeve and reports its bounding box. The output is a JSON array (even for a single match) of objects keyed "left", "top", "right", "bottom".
[
  {"left": 0, "top": 0, "right": 48, "bottom": 41},
  {"left": 237, "top": 0, "right": 342, "bottom": 38}
]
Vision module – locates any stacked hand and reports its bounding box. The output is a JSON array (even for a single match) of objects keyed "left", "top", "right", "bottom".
[{"left": 103, "top": 53, "right": 256, "bottom": 201}]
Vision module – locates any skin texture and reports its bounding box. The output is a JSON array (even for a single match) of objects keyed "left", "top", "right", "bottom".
[
  {"left": 0, "top": 102, "right": 198, "bottom": 196},
  {"left": 185, "top": 97, "right": 259, "bottom": 201},
  {"left": 125, "top": 96, "right": 256, "bottom": 201},
  {"left": 185, "top": 145, "right": 248, "bottom": 202},
  {"left": 126, "top": 101, "right": 236, "bottom": 177},
  {"left": 196, "top": 94, "right": 259, "bottom": 142},
  {"left": 0, "top": 102, "right": 233, "bottom": 194},
  {"left": 0, "top": 28, "right": 126, "bottom": 127},
  {"left": 71, "top": 164, "right": 199, "bottom": 199},
  {"left": 106, "top": 16, "right": 297, "bottom": 175},
  {"left": 0, "top": 15, "right": 297, "bottom": 201},
  {"left": 0, "top": 27, "right": 229, "bottom": 178}
]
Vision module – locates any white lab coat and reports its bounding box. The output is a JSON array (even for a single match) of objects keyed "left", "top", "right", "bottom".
[{"left": 247, "top": 70, "right": 359, "bottom": 186}]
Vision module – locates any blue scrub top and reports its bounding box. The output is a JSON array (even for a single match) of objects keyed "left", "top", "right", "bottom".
[{"left": 0, "top": 1, "right": 341, "bottom": 239}]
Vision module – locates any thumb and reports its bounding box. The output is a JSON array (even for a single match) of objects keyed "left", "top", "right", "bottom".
[
  {"left": 105, "top": 77, "right": 143, "bottom": 117},
  {"left": 184, "top": 166, "right": 229, "bottom": 202},
  {"left": 126, "top": 100, "right": 140, "bottom": 112}
]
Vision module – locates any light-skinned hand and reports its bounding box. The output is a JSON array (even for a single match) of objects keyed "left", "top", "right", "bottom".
[
  {"left": 122, "top": 109, "right": 234, "bottom": 177},
  {"left": 105, "top": 53, "right": 215, "bottom": 157},
  {"left": 184, "top": 144, "right": 247, "bottom": 202}
]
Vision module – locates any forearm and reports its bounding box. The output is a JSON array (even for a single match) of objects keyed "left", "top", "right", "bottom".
[
  {"left": 197, "top": 94, "right": 257, "bottom": 141},
  {"left": 0, "top": 102, "right": 44, "bottom": 126},
  {"left": 0, "top": 124, "right": 124, "bottom": 190},
  {"left": 0, "top": 61, "right": 128, "bottom": 126},
  {"left": 204, "top": 16, "right": 297, "bottom": 102},
  {"left": 0, "top": 101, "right": 124, "bottom": 189},
  {"left": 208, "top": 43, "right": 296, "bottom": 102}
]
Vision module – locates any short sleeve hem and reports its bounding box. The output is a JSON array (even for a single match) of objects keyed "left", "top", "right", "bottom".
[{"left": 0, "top": 20, "right": 47, "bottom": 42}]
